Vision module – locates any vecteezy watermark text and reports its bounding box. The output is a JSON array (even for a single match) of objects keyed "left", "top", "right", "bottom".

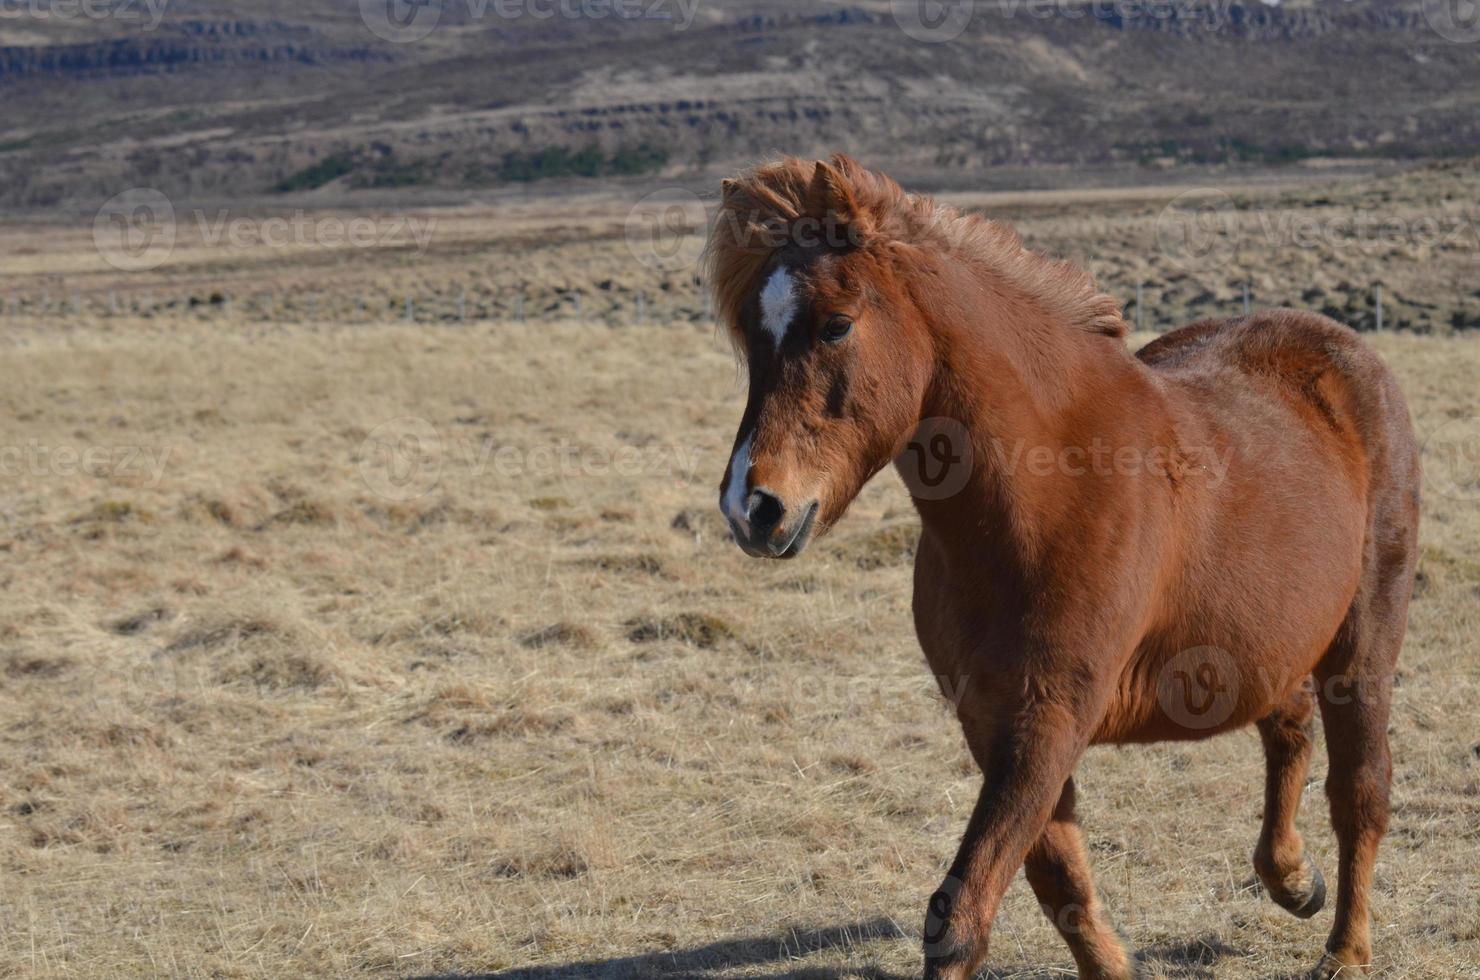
[
  {"left": 193, "top": 211, "right": 437, "bottom": 253},
  {"left": 891, "top": 0, "right": 1238, "bottom": 43},
  {"left": 358, "top": 417, "right": 705, "bottom": 501},
  {"left": 993, "top": 436, "right": 1235, "bottom": 486},
  {"left": 94, "top": 188, "right": 438, "bottom": 272},
  {"left": 626, "top": 190, "right": 867, "bottom": 272},
  {"left": 0, "top": 442, "right": 172, "bottom": 487},
  {"left": 359, "top": 0, "right": 700, "bottom": 43},
  {"left": 0, "top": 0, "right": 172, "bottom": 30}
]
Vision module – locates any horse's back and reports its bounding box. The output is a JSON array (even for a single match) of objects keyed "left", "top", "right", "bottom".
[{"left": 1138, "top": 310, "right": 1419, "bottom": 504}]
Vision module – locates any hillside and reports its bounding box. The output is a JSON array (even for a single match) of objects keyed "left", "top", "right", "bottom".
[{"left": 0, "top": 0, "right": 1476, "bottom": 209}]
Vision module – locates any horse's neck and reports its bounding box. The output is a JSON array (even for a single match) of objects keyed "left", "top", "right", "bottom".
[{"left": 912, "top": 295, "right": 1166, "bottom": 566}]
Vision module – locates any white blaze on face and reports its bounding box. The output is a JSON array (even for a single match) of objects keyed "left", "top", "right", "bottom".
[
  {"left": 722, "top": 268, "right": 798, "bottom": 535},
  {"left": 759, "top": 266, "right": 798, "bottom": 347},
  {"left": 721, "top": 432, "right": 755, "bottom": 535}
]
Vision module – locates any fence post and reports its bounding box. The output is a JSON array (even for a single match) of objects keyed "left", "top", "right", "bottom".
[
  {"left": 636, "top": 292, "right": 645, "bottom": 324},
  {"left": 405, "top": 297, "right": 414, "bottom": 322},
  {"left": 1242, "top": 281, "right": 1251, "bottom": 315},
  {"left": 1374, "top": 284, "right": 1384, "bottom": 332},
  {"left": 458, "top": 287, "right": 467, "bottom": 323},
  {"left": 1135, "top": 282, "right": 1144, "bottom": 332}
]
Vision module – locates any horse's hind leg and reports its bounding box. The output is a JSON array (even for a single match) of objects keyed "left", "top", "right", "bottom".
[
  {"left": 1024, "top": 778, "right": 1136, "bottom": 980},
  {"left": 1308, "top": 539, "right": 1415, "bottom": 978},
  {"left": 1253, "top": 680, "right": 1326, "bottom": 919}
]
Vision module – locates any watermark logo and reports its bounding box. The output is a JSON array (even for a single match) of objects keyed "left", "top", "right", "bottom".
[
  {"left": 1156, "top": 646, "right": 1240, "bottom": 730},
  {"left": 625, "top": 188, "right": 708, "bottom": 272},
  {"left": 94, "top": 188, "right": 177, "bottom": 272},
  {"left": 899, "top": 417, "right": 974, "bottom": 501},
  {"left": 359, "top": 0, "right": 441, "bottom": 42},
  {"left": 891, "top": 0, "right": 973, "bottom": 42},
  {"left": 1423, "top": 413, "right": 1480, "bottom": 501},
  {"left": 359, "top": 417, "right": 444, "bottom": 501},
  {"left": 1156, "top": 188, "right": 1239, "bottom": 272},
  {"left": 1423, "top": 0, "right": 1480, "bottom": 43},
  {"left": 922, "top": 873, "right": 966, "bottom": 957}
]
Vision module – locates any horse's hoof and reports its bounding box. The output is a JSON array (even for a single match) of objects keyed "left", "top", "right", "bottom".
[
  {"left": 1308, "top": 950, "right": 1367, "bottom": 979},
  {"left": 1269, "top": 853, "right": 1327, "bottom": 919},
  {"left": 1286, "top": 861, "right": 1327, "bottom": 919}
]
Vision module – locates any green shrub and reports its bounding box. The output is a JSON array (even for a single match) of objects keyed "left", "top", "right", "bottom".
[
  {"left": 274, "top": 152, "right": 357, "bottom": 193},
  {"left": 496, "top": 144, "right": 668, "bottom": 183}
]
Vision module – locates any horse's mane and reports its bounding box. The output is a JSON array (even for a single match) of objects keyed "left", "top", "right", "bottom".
[{"left": 705, "top": 155, "right": 1126, "bottom": 347}]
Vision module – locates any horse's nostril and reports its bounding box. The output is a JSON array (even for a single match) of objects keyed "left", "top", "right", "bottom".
[{"left": 748, "top": 489, "right": 785, "bottom": 535}]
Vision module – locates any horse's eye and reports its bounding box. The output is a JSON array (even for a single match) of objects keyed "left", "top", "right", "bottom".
[{"left": 822, "top": 314, "right": 854, "bottom": 344}]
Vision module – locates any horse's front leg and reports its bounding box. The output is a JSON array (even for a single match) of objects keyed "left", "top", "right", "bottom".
[{"left": 924, "top": 696, "right": 1094, "bottom": 980}]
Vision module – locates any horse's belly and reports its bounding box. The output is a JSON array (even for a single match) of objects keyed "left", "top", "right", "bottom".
[
  {"left": 1091, "top": 651, "right": 1304, "bottom": 745},
  {"left": 1093, "top": 554, "right": 1363, "bottom": 745}
]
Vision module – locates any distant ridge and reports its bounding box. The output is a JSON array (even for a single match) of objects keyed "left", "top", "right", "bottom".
[{"left": 0, "top": 0, "right": 1472, "bottom": 207}]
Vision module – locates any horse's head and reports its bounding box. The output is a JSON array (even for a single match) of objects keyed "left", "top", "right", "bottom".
[{"left": 707, "top": 155, "right": 935, "bottom": 559}]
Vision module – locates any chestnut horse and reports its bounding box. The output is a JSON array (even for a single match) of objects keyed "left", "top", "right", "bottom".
[{"left": 707, "top": 156, "right": 1420, "bottom": 980}]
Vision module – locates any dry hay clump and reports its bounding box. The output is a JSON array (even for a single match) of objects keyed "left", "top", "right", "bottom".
[
  {"left": 154, "top": 605, "right": 349, "bottom": 692},
  {"left": 625, "top": 611, "right": 737, "bottom": 648}
]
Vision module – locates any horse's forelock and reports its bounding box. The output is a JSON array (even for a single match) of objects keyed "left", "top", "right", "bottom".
[{"left": 706, "top": 156, "right": 898, "bottom": 354}]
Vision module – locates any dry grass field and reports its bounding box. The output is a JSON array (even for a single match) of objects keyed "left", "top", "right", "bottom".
[{"left": 1, "top": 165, "right": 1478, "bottom": 979}]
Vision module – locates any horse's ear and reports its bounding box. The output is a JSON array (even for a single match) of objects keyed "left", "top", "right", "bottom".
[
  {"left": 807, "top": 160, "right": 874, "bottom": 243},
  {"left": 828, "top": 153, "right": 863, "bottom": 177},
  {"left": 721, "top": 178, "right": 739, "bottom": 201}
]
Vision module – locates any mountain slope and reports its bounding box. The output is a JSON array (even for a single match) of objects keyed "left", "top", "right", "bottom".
[{"left": 0, "top": 0, "right": 1474, "bottom": 207}]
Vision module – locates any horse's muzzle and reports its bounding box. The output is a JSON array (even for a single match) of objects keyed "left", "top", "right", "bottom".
[{"left": 729, "top": 493, "right": 818, "bottom": 559}]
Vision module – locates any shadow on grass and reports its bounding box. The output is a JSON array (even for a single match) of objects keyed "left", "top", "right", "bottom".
[
  {"left": 412, "top": 921, "right": 1248, "bottom": 980},
  {"left": 1135, "top": 933, "right": 1251, "bottom": 979},
  {"left": 409, "top": 918, "right": 912, "bottom": 980}
]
